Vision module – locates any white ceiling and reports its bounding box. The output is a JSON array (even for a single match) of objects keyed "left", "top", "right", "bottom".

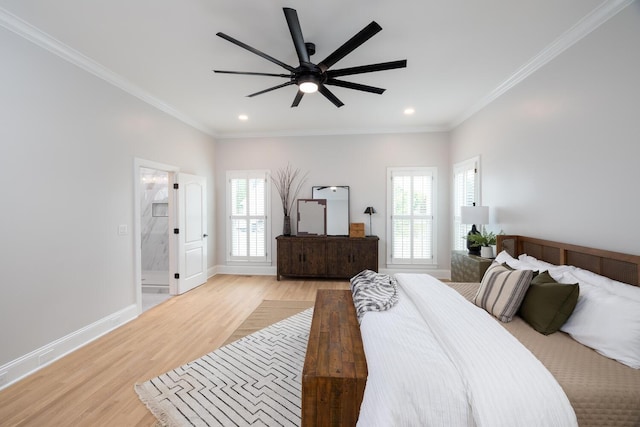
[{"left": 0, "top": 0, "right": 624, "bottom": 138}]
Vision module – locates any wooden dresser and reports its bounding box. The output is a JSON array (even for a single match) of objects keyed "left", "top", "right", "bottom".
[
  {"left": 302, "top": 290, "right": 367, "bottom": 426},
  {"left": 276, "top": 235, "right": 378, "bottom": 280}
]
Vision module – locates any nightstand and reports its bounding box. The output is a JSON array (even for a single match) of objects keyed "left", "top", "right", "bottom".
[{"left": 451, "top": 250, "right": 493, "bottom": 282}]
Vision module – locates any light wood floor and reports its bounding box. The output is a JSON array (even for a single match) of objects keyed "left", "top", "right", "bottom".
[{"left": 0, "top": 275, "right": 349, "bottom": 427}]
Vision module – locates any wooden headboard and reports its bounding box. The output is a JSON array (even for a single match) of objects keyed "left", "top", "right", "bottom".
[{"left": 497, "top": 235, "right": 640, "bottom": 287}]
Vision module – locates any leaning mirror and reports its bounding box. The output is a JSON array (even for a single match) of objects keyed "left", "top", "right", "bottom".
[
  {"left": 297, "top": 199, "right": 327, "bottom": 236},
  {"left": 312, "top": 186, "right": 349, "bottom": 235}
]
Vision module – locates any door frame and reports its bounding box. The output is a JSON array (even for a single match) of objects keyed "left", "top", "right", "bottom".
[{"left": 133, "top": 158, "right": 180, "bottom": 314}]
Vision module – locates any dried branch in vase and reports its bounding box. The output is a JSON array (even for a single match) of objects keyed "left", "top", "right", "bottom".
[{"left": 271, "top": 163, "right": 309, "bottom": 217}]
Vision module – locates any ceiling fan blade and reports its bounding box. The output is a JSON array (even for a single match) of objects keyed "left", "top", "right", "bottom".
[
  {"left": 318, "top": 85, "right": 344, "bottom": 108},
  {"left": 216, "top": 32, "right": 295, "bottom": 72},
  {"left": 318, "top": 21, "right": 382, "bottom": 71},
  {"left": 247, "top": 81, "right": 295, "bottom": 97},
  {"left": 213, "top": 70, "right": 291, "bottom": 78},
  {"left": 327, "top": 59, "right": 407, "bottom": 78},
  {"left": 283, "top": 8, "right": 310, "bottom": 64},
  {"left": 291, "top": 90, "right": 305, "bottom": 107},
  {"left": 325, "top": 79, "right": 386, "bottom": 94}
]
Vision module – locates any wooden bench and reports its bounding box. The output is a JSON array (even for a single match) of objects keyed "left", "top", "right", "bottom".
[{"left": 302, "top": 290, "right": 368, "bottom": 426}]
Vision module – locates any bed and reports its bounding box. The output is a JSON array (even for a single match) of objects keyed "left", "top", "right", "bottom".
[{"left": 345, "top": 235, "right": 640, "bottom": 426}]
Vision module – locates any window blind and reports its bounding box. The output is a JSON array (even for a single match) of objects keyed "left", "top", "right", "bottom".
[
  {"left": 388, "top": 167, "right": 436, "bottom": 265},
  {"left": 227, "top": 171, "right": 269, "bottom": 263}
]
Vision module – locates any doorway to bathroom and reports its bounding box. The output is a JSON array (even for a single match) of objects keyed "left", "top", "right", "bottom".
[
  {"left": 134, "top": 159, "right": 180, "bottom": 314},
  {"left": 133, "top": 158, "right": 209, "bottom": 314},
  {"left": 139, "top": 166, "right": 172, "bottom": 312}
]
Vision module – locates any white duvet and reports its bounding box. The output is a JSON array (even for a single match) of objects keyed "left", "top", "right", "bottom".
[{"left": 356, "top": 273, "right": 577, "bottom": 427}]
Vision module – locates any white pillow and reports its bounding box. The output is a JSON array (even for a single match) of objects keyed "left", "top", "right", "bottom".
[
  {"left": 547, "top": 265, "right": 578, "bottom": 282},
  {"left": 495, "top": 250, "right": 517, "bottom": 265},
  {"left": 560, "top": 279, "right": 640, "bottom": 369},
  {"left": 570, "top": 267, "right": 640, "bottom": 302},
  {"left": 494, "top": 251, "right": 538, "bottom": 270},
  {"left": 518, "top": 254, "right": 556, "bottom": 270}
]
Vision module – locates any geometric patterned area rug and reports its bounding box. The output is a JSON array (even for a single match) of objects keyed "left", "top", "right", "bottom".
[{"left": 135, "top": 304, "right": 313, "bottom": 427}]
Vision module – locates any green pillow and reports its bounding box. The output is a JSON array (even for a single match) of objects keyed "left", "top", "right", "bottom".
[
  {"left": 519, "top": 271, "right": 579, "bottom": 335},
  {"left": 530, "top": 270, "right": 556, "bottom": 285}
]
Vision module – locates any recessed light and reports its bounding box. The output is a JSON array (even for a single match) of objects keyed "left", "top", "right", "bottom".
[
  {"left": 404, "top": 108, "right": 415, "bottom": 115},
  {"left": 238, "top": 114, "right": 249, "bottom": 121}
]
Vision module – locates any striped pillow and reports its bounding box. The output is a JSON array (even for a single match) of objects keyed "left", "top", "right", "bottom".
[{"left": 473, "top": 263, "right": 533, "bottom": 322}]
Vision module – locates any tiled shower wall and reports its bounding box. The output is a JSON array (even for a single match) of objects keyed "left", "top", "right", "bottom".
[{"left": 140, "top": 168, "right": 169, "bottom": 286}]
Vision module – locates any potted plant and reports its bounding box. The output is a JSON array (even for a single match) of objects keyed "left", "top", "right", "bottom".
[
  {"left": 271, "top": 163, "right": 308, "bottom": 236},
  {"left": 467, "top": 227, "right": 498, "bottom": 258}
]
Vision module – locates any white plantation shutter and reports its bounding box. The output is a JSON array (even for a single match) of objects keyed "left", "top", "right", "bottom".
[
  {"left": 453, "top": 158, "right": 479, "bottom": 250},
  {"left": 388, "top": 167, "right": 436, "bottom": 265},
  {"left": 227, "top": 170, "right": 270, "bottom": 263},
  {"left": 248, "top": 177, "right": 266, "bottom": 257}
]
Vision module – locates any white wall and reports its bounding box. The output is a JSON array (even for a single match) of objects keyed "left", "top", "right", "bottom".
[
  {"left": 214, "top": 132, "right": 451, "bottom": 274},
  {"left": 450, "top": 5, "right": 640, "bottom": 255},
  {"left": 0, "top": 26, "right": 216, "bottom": 369}
]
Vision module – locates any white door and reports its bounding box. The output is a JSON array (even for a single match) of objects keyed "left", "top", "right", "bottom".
[{"left": 176, "top": 173, "right": 208, "bottom": 294}]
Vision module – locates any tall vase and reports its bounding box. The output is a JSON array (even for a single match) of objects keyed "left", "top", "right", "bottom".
[{"left": 283, "top": 215, "right": 291, "bottom": 236}]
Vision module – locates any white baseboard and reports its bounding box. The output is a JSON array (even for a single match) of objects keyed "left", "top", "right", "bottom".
[
  {"left": 208, "top": 265, "right": 217, "bottom": 278},
  {"left": 211, "top": 264, "right": 277, "bottom": 276},
  {"left": 0, "top": 304, "right": 138, "bottom": 391},
  {"left": 209, "top": 265, "right": 451, "bottom": 281}
]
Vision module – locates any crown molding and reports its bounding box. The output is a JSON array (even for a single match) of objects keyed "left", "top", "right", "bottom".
[
  {"left": 451, "top": 0, "right": 635, "bottom": 129},
  {"left": 0, "top": 7, "right": 217, "bottom": 138},
  {"left": 216, "top": 124, "right": 450, "bottom": 140}
]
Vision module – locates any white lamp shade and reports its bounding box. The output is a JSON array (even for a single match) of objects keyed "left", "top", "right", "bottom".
[{"left": 460, "top": 206, "right": 489, "bottom": 225}]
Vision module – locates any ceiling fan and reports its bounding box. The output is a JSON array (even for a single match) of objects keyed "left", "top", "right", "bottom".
[{"left": 213, "top": 7, "right": 407, "bottom": 108}]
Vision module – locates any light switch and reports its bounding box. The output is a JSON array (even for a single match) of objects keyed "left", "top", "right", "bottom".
[{"left": 118, "top": 224, "right": 128, "bottom": 235}]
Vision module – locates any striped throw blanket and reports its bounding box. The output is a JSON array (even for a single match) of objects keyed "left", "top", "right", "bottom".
[{"left": 350, "top": 270, "right": 399, "bottom": 322}]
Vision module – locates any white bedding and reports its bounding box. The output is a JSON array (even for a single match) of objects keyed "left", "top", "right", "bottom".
[{"left": 357, "top": 273, "right": 578, "bottom": 427}]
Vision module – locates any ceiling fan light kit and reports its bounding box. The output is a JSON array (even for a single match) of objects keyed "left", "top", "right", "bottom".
[
  {"left": 213, "top": 7, "right": 407, "bottom": 108},
  {"left": 298, "top": 74, "right": 320, "bottom": 94}
]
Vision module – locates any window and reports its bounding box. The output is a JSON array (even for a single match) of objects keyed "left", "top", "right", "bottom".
[
  {"left": 226, "top": 170, "right": 270, "bottom": 263},
  {"left": 453, "top": 157, "right": 479, "bottom": 250},
  {"left": 387, "top": 167, "right": 437, "bottom": 265}
]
